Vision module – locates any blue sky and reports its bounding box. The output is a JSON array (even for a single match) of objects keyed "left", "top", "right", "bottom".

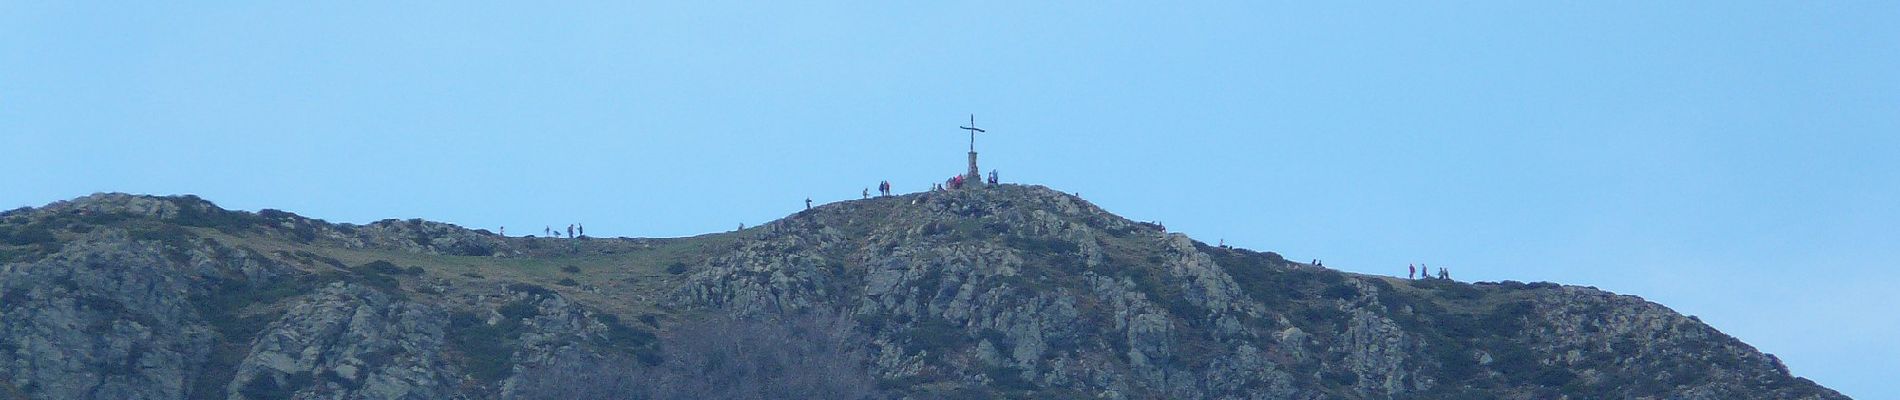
[{"left": 4, "top": 2, "right": 1895, "bottom": 396}]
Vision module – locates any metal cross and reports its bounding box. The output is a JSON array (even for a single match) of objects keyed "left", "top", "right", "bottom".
[{"left": 959, "top": 114, "right": 986, "bottom": 153}]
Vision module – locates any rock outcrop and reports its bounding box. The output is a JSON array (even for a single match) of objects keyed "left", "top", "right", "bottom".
[{"left": 0, "top": 188, "right": 1849, "bottom": 399}]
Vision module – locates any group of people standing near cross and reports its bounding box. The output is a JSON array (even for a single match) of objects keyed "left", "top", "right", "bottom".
[
  {"left": 1409, "top": 263, "right": 1450, "bottom": 280},
  {"left": 926, "top": 169, "right": 1000, "bottom": 192}
]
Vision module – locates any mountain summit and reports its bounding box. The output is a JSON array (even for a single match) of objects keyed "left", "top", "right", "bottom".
[{"left": 0, "top": 187, "right": 1846, "bottom": 399}]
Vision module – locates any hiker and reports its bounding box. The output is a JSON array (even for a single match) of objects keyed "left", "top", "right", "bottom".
[
  {"left": 806, "top": 197, "right": 813, "bottom": 210},
  {"left": 1438, "top": 267, "right": 1448, "bottom": 280},
  {"left": 578, "top": 224, "right": 584, "bottom": 237},
  {"left": 567, "top": 224, "right": 575, "bottom": 239},
  {"left": 863, "top": 188, "right": 869, "bottom": 199},
  {"left": 545, "top": 226, "right": 551, "bottom": 237},
  {"left": 988, "top": 169, "right": 998, "bottom": 185},
  {"left": 880, "top": 180, "right": 891, "bottom": 196},
  {"left": 1420, "top": 264, "right": 1428, "bottom": 279},
  {"left": 1409, "top": 264, "right": 1415, "bottom": 279},
  {"left": 500, "top": 226, "right": 505, "bottom": 237}
]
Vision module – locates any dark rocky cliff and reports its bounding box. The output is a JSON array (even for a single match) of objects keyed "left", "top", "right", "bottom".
[{"left": 0, "top": 188, "right": 1847, "bottom": 399}]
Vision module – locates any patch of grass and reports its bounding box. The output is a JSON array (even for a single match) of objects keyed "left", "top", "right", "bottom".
[{"left": 355, "top": 260, "right": 422, "bottom": 276}]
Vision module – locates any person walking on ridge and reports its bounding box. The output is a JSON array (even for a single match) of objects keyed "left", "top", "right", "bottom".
[
  {"left": 578, "top": 224, "right": 584, "bottom": 238},
  {"left": 863, "top": 188, "right": 869, "bottom": 199},
  {"left": 567, "top": 224, "right": 574, "bottom": 239},
  {"left": 806, "top": 197, "right": 813, "bottom": 210},
  {"left": 1409, "top": 264, "right": 1416, "bottom": 279}
]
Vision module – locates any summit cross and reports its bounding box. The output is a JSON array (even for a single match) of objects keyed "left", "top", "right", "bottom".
[{"left": 959, "top": 114, "right": 985, "bottom": 153}]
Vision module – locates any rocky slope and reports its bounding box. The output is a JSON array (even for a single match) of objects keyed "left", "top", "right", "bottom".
[{"left": 0, "top": 188, "right": 1849, "bottom": 399}]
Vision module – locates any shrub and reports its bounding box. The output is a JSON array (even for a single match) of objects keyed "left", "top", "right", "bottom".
[
  {"left": 357, "top": 260, "right": 404, "bottom": 275},
  {"left": 169, "top": 197, "right": 258, "bottom": 232},
  {"left": 666, "top": 262, "right": 689, "bottom": 275},
  {"left": 561, "top": 265, "right": 581, "bottom": 274},
  {"left": 1006, "top": 236, "right": 1078, "bottom": 254},
  {"left": 499, "top": 299, "right": 539, "bottom": 320},
  {"left": 986, "top": 366, "right": 1036, "bottom": 391},
  {"left": 238, "top": 372, "right": 313, "bottom": 399},
  {"left": 596, "top": 313, "right": 658, "bottom": 352},
  {"left": 448, "top": 311, "right": 520, "bottom": 382},
  {"left": 557, "top": 278, "right": 579, "bottom": 287},
  {"left": 1322, "top": 370, "right": 1360, "bottom": 387},
  {"left": 907, "top": 316, "right": 966, "bottom": 355},
  {"left": 0, "top": 224, "right": 57, "bottom": 246},
  {"left": 1321, "top": 282, "right": 1359, "bottom": 299}
]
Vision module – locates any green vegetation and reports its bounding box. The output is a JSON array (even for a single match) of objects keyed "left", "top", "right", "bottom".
[
  {"left": 4, "top": 190, "right": 1834, "bottom": 399},
  {"left": 0, "top": 223, "right": 57, "bottom": 246},
  {"left": 985, "top": 365, "right": 1036, "bottom": 391},
  {"left": 239, "top": 371, "right": 314, "bottom": 399},
  {"left": 906, "top": 315, "right": 967, "bottom": 362},
  {"left": 448, "top": 308, "right": 527, "bottom": 382},
  {"left": 169, "top": 196, "right": 264, "bottom": 234},
  {"left": 349, "top": 260, "right": 423, "bottom": 292},
  {"left": 188, "top": 270, "right": 329, "bottom": 399},
  {"left": 594, "top": 313, "right": 661, "bottom": 364}
]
